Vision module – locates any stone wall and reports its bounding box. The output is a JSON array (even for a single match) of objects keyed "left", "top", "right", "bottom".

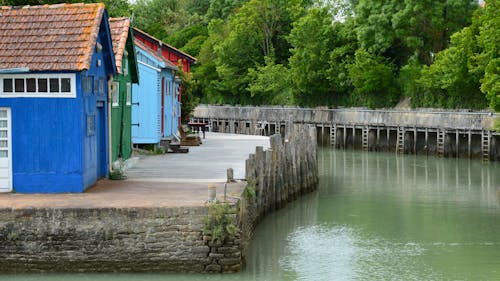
[{"left": 0, "top": 206, "right": 242, "bottom": 273}]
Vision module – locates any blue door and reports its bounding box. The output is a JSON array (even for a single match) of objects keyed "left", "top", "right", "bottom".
[{"left": 96, "top": 101, "right": 107, "bottom": 178}]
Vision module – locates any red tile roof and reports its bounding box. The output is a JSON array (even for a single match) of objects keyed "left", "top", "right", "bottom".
[
  {"left": 0, "top": 3, "right": 105, "bottom": 71},
  {"left": 109, "top": 17, "right": 130, "bottom": 75},
  {"left": 135, "top": 39, "right": 178, "bottom": 70}
]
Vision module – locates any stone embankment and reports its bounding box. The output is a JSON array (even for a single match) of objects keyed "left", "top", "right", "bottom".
[
  {"left": 0, "top": 207, "right": 209, "bottom": 272},
  {"left": 192, "top": 105, "right": 500, "bottom": 161},
  {"left": 0, "top": 128, "right": 318, "bottom": 273}
]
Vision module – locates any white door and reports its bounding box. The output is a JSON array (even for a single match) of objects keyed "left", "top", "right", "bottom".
[{"left": 0, "top": 108, "right": 12, "bottom": 192}]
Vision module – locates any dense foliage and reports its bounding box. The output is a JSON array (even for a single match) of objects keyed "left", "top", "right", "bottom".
[{"left": 6, "top": 0, "right": 497, "bottom": 110}]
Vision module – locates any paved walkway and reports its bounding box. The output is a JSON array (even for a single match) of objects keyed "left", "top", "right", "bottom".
[
  {"left": 126, "top": 132, "right": 269, "bottom": 182},
  {"left": 0, "top": 133, "right": 269, "bottom": 209}
]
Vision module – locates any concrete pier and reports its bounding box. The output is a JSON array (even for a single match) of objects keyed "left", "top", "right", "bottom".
[{"left": 192, "top": 105, "right": 500, "bottom": 161}]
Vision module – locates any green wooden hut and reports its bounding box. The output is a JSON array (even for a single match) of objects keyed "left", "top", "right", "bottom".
[{"left": 109, "top": 17, "right": 139, "bottom": 164}]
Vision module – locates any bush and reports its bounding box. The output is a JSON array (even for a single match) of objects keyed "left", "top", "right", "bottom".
[{"left": 203, "top": 203, "right": 239, "bottom": 244}]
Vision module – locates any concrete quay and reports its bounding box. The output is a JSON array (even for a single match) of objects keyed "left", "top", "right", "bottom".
[{"left": 0, "top": 132, "right": 269, "bottom": 209}]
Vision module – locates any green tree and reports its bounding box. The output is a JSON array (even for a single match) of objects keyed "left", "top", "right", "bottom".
[
  {"left": 181, "top": 35, "right": 208, "bottom": 58},
  {"left": 101, "top": 0, "right": 131, "bottom": 17},
  {"left": 355, "top": 0, "right": 476, "bottom": 68},
  {"left": 288, "top": 7, "right": 357, "bottom": 107},
  {"left": 326, "top": 18, "right": 358, "bottom": 106},
  {"left": 210, "top": 0, "right": 308, "bottom": 104},
  {"left": 247, "top": 57, "right": 293, "bottom": 105},
  {"left": 475, "top": 0, "right": 500, "bottom": 110},
  {"left": 205, "top": 0, "right": 248, "bottom": 21},
  {"left": 354, "top": 0, "right": 404, "bottom": 58},
  {"left": 183, "top": 0, "right": 211, "bottom": 16},
  {"left": 348, "top": 49, "right": 399, "bottom": 108},
  {"left": 132, "top": 0, "right": 188, "bottom": 41},
  {"left": 398, "top": 55, "right": 423, "bottom": 105},
  {"left": 166, "top": 24, "right": 207, "bottom": 57},
  {"left": 193, "top": 19, "right": 229, "bottom": 104},
  {"left": 404, "top": 3, "right": 495, "bottom": 110},
  {"left": 392, "top": 0, "right": 476, "bottom": 66},
  {"left": 178, "top": 69, "right": 199, "bottom": 122},
  {"left": 414, "top": 25, "right": 486, "bottom": 109}
]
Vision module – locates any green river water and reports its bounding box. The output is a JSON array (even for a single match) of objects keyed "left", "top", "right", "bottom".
[{"left": 3, "top": 148, "right": 500, "bottom": 281}]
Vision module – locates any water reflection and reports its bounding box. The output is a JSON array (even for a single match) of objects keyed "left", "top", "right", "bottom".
[
  {"left": 245, "top": 191, "right": 319, "bottom": 281},
  {"left": 281, "top": 225, "right": 360, "bottom": 281},
  {"left": 281, "top": 225, "right": 439, "bottom": 281},
  {"left": 310, "top": 149, "right": 500, "bottom": 280},
  {"left": 320, "top": 148, "right": 500, "bottom": 208}
]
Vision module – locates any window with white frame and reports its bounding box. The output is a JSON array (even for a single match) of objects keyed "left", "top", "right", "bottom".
[
  {"left": 126, "top": 82, "right": 131, "bottom": 106},
  {"left": 0, "top": 73, "right": 76, "bottom": 98},
  {"left": 110, "top": 81, "right": 119, "bottom": 107}
]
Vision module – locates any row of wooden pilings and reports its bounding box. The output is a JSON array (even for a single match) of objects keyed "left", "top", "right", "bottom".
[
  {"left": 191, "top": 117, "right": 500, "bottom": 161},
  {"left": 239, "top": 123, "right": 318, "bottom": 259}
]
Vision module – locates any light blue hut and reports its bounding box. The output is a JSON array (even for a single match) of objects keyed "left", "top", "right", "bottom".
[
  {"left": 163, "top": 76, "right": 182, "bottom": 140},
  {"left": 132, "top": 40, "right": 179, "bottom": 146}
]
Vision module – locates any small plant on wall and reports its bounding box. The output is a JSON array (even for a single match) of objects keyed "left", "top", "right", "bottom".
[
  {"left": 203, "top": 203, "right": 239, "bottom": 244},
  {"left": 109, "top": 169, "right": 125, "bottom": 180},
  {"left": 243, "top": 180, "right": 256, "bottom": 201}
]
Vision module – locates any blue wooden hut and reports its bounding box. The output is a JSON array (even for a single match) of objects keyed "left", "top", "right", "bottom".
[
  {"left": 132, "top": 40, "right": 179, "bottom": 146},
  {"left": 0, "top": 3, "right": 116, "bottom": 193}
]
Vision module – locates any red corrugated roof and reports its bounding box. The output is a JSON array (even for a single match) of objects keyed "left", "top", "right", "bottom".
[
  {"left": 132, "top": 27, "right": 197, "bottom": 63},
  {"left": 0, "top": 3, "right": 105, "bottom": 71},
  {"left": 135, "top": 39, "right": 178, "bottom": 70}
]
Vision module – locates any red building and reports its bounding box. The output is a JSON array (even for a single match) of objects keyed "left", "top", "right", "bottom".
[{"left": 132, "top": 28, "right": 196, "bottom": 75}]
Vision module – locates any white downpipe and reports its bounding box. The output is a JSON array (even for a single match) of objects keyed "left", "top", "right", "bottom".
[{"left": 107, "top": 77, "right": 113, "bottom": 173}]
